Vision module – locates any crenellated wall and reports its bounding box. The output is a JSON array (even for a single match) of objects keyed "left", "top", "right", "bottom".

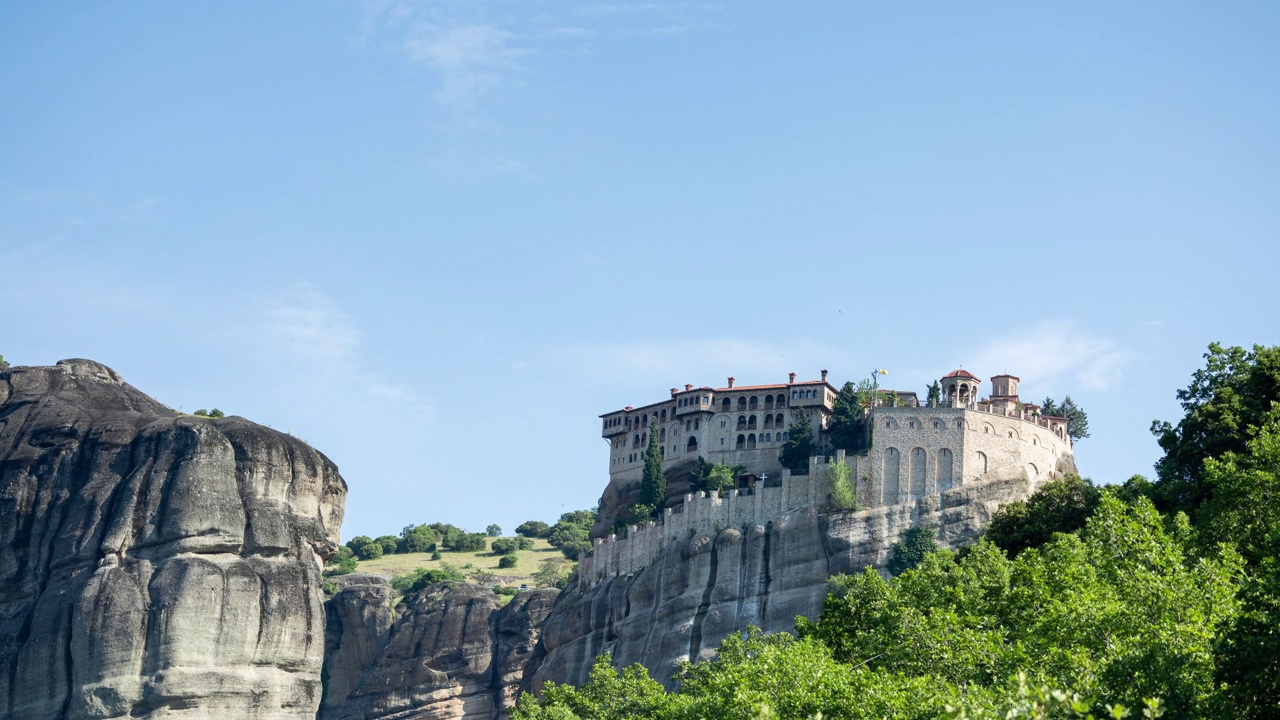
[{"left": 579, "top": 405, "right": 1073, "bottom": 590}]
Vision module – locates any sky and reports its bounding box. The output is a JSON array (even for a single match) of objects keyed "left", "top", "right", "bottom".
[{"left": 1, "top": 2, "right": 1277, "bottom": 540}]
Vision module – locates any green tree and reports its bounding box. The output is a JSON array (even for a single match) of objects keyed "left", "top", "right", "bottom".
[
  {"left": 829, "top": 381, "right": 864, "bottom": 452},
  {"left": 548, "top": 509, "right": 596, "bottom": 560},
  {"left": 516, "top": 520, "right": 551, "bottom": 538},
  {"left": 926, "top": 380, "right": 942, "bottom": 408},
  {"left": 1041, "top": 396, "right": 1089, "bottom": 441},
  {"left": 486, "top": 524, "right": 503, "bottom": 536},
  {"left": 492, "top": 538, "right": 520, "bottom": 555},
  {"left": 1150, "top": 342, "right": 1280, "bottom": 515},
  {"left": 885, "top": 526, "right": 937, "bottom": 575},
  {"left": 354, "top": 540, "right": 383, "bottom": 560},
  {"left": 513, "top": 654, "right": 671, "bottom": 720},
  {"left": 375, "top": 535, "right": 400, "bottom": 555},
  {"left": 392, "top": 563, "right": 466, "bottom": 593},
  {"left": 638, "top": 419, "right": 667, "bottom": 518},
  {"left": 799, "top": 496, "right": 1241, "bottom": 717},
  {"left": 533, "top": 557, "right": 575, "bottom": 589},
  {"left": 345, "top": 535, "right": 374, "bottom": 554},
  {"left": 828, "top": 458, "right": 857, "bottom": 510},
  {"left": 0, "top": 354, "right": 8, "bottom": 370},
  {"left": 498, "top": 554, "right": 518, "bottom": 569},
  {"left": 985, "top": 475, "right": 1101, "bottom": 557},
  {"left": 778, "top": 408, "right": 815, "bottom": 472},
  {"left": 516, "top": 536, "right": 534, "bottom": 550}
]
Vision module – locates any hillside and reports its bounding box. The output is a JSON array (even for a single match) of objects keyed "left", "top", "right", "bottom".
[{"left": 352, "top": 538, "right": 566, "bottom": 588}]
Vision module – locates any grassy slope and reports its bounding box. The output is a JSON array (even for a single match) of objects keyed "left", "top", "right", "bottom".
[{"left": 354, "top": 537, "right": 566, "bottom": 587}]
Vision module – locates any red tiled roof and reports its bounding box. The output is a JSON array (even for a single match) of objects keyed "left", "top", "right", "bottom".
[{"left": 943, "top": 369, "right": 978, "bottom": 380}]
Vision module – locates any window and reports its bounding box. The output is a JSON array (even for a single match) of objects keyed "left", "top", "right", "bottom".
[
  {"left": 687, "top": 436, "right": 698, "bottom": 452},
  {"left": 722, "top": 398, "right": 731, "bottom": 410},
  {"left": 736, "top": 434, "right": 746, "bottom": 449},
  {"left": 747, "top": 415, "right": 757, "bottom": 430},
  {"left": 721, "top": 420, "right": 727, "bottom": 428}
]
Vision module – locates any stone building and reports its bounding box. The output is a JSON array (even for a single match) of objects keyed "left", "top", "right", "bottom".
[{"left": 593, "top": 368, "right": 1073, "bottom": 537}]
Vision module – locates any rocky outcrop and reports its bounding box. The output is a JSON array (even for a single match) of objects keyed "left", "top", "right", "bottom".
[
  {"left": 528, "top": 471, "right": 1043, "bottom": 691},
  {"left": 0, "top": 360, "right": 346, "bottom": 720},
  {"left": 321, "top": 583, "right": 558, "bottom": 720}
]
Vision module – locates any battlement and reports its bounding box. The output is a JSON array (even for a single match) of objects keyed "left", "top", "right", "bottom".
[{"left": 579, "top": 453, "right": 842, "bottom": 589}]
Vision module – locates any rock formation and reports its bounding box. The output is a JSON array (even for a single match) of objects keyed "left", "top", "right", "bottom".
[
  {"left": 321, "top": 582, "right": 558, "bottom": 720},
  {"left": 0, "top": 360, "right": 346, "bottom": 720},
  {"left": 528, "top": 467, "right": 1064, "bottom": 691}
]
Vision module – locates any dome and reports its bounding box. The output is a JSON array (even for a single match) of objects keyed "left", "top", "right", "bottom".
[{"left": 943, "top": 369, "right": 978, "bottom": 380}]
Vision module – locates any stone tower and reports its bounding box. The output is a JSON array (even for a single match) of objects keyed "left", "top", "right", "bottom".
[{"left": 941, "top": 369, "right": 980, "bottom": 405}]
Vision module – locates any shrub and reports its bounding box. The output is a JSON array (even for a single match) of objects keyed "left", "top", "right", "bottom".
[
  {"left": 498, "top": 555, "right": 518, "bottom": 569},
  {"left": 534, "top": 558, "right": 574, "bottom": 589},
  {"left": 494, "top": 584, "right": 518, "bottom": 596},
  {"left": 391, "top": 564, "right": 465, "bottom": 594},
  {"left": 516, "top": 536, "right": 535, "bottom": 550},
  {"left": 828, "top": 459, "right": 857, "bottom": 511},
  {"left": 354, "top": 540, "right": 383, "bottom": 561},
  {"left": 375, "top": 535, "right": 400, "bottom": 555},
  {"left": 0, "top": 355, "right": 9, "bottom": 370},
  {"left": 516, "top": 520, "right": 551, "bottom": 538},
  {"left": 345, "top": 536, "right": 374, "bottom": 554},
  {"left": 324, "top": 555, "right": 357, "bottom": 577},
  {"left": 491, "top": 538, "right": 520, "bottom": 555},
  {"left": 886, "top": 527, "right": 936, "bottom": 576}
]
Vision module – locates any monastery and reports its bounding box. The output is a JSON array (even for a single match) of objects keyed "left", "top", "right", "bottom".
[
  {"left": 600, "top": 368, "right": 1073, "bottom": 499},
  {"left": 581, "top": 368, "right": 1076, "bottom": 587}
]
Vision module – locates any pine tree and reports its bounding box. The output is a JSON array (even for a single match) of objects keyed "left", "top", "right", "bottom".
[
  {"left": 926, "top": 381, "right": 941, "bottom": 407},
  {"left": 778, "top": 408, "right": 816, "bottom": 472},
  {"left": 638, "top": 418, "right": 667, "bottom": 519},
  {"left": 829, "top": 382, "right": 863, "bottom": 451},
  {"left": 1042, "top": 395, "right": 1090, "bottom": 441}
]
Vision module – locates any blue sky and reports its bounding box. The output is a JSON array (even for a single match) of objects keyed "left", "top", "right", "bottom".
[{"left": 2, "top": 2, "right": 1276, "bottom": 539}]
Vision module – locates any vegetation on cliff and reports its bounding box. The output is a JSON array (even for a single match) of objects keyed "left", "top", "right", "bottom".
[{"left": 513, "top": 343, "right": 1280, "bottom": 720}]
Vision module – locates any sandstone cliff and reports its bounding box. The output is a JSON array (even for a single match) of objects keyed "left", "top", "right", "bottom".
[
  {"left": 321, "top": 581, "right": 558, "bottom": 720},
  {"left": 529, "top": 468, "right": 1061, "bottom": 691},
  {"left": 0, "top": 360, "right": 346, "bottom": 720}
]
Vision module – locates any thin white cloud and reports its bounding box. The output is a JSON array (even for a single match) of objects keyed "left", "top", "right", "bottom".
[
  {"left": 261, "top": 285, "right": 431, "bottom": 417},
  {"left": 541, "top": 337, "right": 838, "bottom": 389},
  {"left": 964, "top": 321, "right": 1133, "bottom": 393},
  {"left": 402, "top": 23, "right": 522, "bottom": 108}
]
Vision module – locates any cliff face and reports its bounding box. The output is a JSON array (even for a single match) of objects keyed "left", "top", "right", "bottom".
[
  {"left": 529, "top": 470, "right": 1050, "bottom": 691},
  {"left": 0, "top": 360, "right": 346, "bottom": 720},
  {"left": 321, "top": 582, "right": 558, "bottom": 720}
]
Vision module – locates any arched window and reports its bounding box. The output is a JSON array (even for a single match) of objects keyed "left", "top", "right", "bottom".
[
  {"left": 660, "top": 446, "right": 665, "bottom": 458},
  {"left": 764, "top": 432, "right": 772, "bottom": 442},
  {"left": 747, "top": 433, "right": 757, "bottom": 449},
  {"left": 661, "top": 409, "right": 667, "bottom": 422},
  {"left": 937, "top": 448, "right": 954, "bottom": 490},
  {"left": 763, "top": 415, "right": 774, "bottom": 429},
  {"left": 775, "top": 413, "right": 785, "bottom": 427},
  {"left": 749, "top": 396, "right": 758, "bottom": 409},
  {"left": 722, "top": 397, "right": 731, "bottom": 410},
  {"left": 977, "top": 451, "right": 988, "bottom": 477},
  {"left": 687, "top": 436, "right": 698, "bottom": 452},
  {"left": 747, "top": 415, "right": 757, "bottom": 429},
  {"left": 765, "top": 395, "right": 775, "bottom": 409},
  {"left": 777, "top": 394, "right": 786, "bottom": 406},
  {"left": 737, "top": 415, "right": 747, "bottom": 430},
  {"left": 883, "top": 448, "right": 901, "bottom": 505},
  {"left": 736, "top": 434, "right": 746, "bottom": 449},
  {"left": 738, "top": 397, "right": 747, "bottom": 410},
  {"left": 659, "top": 427, "right": 666, "bottom": 441}
]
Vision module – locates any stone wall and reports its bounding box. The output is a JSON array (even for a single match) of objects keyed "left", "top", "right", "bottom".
[
  {"left": 579, "top": 454, "right": 837, "bottom": 589},
  {"left": 581, "top": 406, "right": 1073, "bottom": 590}
]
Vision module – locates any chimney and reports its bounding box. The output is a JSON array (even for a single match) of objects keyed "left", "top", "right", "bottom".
[
  {"left": 788, "top": 372, "right": 796, "bottom": 383},
  {"left": 727, "top": 377, "right": 735, "bottom": 389},
  {"left": 685, "top": 384, "right": 693, "bottom": 391},
  {"left": 821, "top": 369, "right": 828, "bottom": 382},
  {"left": 670, "top": 388, "right": 678, "bottom": 398}
]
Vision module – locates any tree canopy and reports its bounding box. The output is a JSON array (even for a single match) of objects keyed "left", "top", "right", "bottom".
[
  {"left": 638, "top": 418, "right": 667, "bottom": 519},
  {"left": 778, "top": 408, "right": 815, "bottom": 472},
  {"left": 1150, "top": 342, "right": 1280, "bottom": 515},
  {"left": 1041, "top": 396, "right": 1089, "bottom": 441}
]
